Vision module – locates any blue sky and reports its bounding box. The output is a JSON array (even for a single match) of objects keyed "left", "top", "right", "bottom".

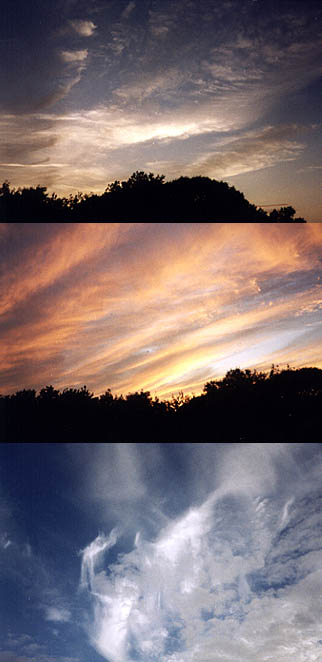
[
  {"left": 2, "top": 443, "right": 322, "bottom": 662},
  {"left": 1, "top": 0, "right": 322, "bottom": 219}
]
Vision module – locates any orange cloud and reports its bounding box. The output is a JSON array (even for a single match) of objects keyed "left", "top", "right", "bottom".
[{"left": 2, "top": 223, "right": 322, "bottom": 397}]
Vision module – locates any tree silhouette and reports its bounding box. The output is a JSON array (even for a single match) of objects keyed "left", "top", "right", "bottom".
[
  {"left": 2, "top": 365, "right": 321, "bottom": 442},
  {"left": 269, "top": 206, "right": 306, "bottom": 222},
  {"left": 0, "top": 172, "right": 307, "bottom": 221}
]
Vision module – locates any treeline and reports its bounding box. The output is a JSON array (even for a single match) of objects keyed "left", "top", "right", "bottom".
[
  {"left": 0, "top": 171, "right": 306, "bottom": 221},
  {"left": 1, "top": 365, "right": 321, "bottom": 442}
]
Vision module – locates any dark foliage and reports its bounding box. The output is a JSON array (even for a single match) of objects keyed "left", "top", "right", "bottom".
[
  {"left": 1, "top": 365, "right": 321, "bottom": 441},
  {"left": 0, "top": 172, "right": 307, "bottom": 221}
]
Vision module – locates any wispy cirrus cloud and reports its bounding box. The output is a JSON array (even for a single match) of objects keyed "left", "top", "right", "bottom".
[
  {"left": 1, "top": 2, "right": 321, "bottom": 194},
  {"left": 79, "top": 444, "right": 322, "bottom": 662},
  {"left": 1, "top": 0, "right": 321, "bottom": 218},
  {"left": 185, "top": 124, "right": 307, "bottom": 178},
  {"left": 0, "top": 108, "right": 313, "bottom": 196},
  {"left": 2, "top": 223, "right": 322, "bottom": 399}
]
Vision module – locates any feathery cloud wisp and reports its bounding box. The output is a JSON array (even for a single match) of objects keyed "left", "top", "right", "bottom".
[
  {"left": 2, "top": 223, "right": 322, "bottom": 397},
  {"left": 80, "top": 444, "right": 322, "bottom": 662}
]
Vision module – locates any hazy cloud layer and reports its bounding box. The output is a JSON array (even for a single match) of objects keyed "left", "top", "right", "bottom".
[{"left": 1, "top": 223, "right": 322, "bottom": 398}]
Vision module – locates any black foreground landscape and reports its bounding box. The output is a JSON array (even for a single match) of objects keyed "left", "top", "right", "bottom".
[
  {"left": 0, "top": 172, "right": 307, "bottom": 221},
  {"left": 2, "top": 365, "right": 321, "bottom": 441}
]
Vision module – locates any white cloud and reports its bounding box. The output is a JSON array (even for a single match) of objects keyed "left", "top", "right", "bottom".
[
  {"left": 80, "top": 444, "right": 322, "bottom": 662},
  {"left": 80, "top": 529, "right": 119, "bottom": 590},
  {"left": 69, "top": 20, "right": 96, "bottom": 36},
  {"left": 44, "top": 607, "right": 71, "bottom": 623},
  {"left": 60, "top": 50, "right": 88, "bottom": 64}
]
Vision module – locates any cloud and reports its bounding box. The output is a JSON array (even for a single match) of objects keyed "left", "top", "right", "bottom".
[
  {"left": 69, "top": 20, "right": 96, "bottom": 36},
  {"left": 185, "top": 124, "right": 307, "bottom": 178},
  {"left": 0, "top": 533, "right": 12, "bottom": 549},
  {"left": 34, "top": 73, "right": 84, "bottom": 110},
  {"left": 22, "top": 644, "right": 44, "bottom": 654},
  {"left": 121, "top": 2, "right": 136, "bottom": 20},
  {"left": 5, "top": 635, "right": 32, "bottom": 650},
  {"left": 0, "top": 98, "right": 316, "bottom": 197},
  {"left": 0, "top": 654, "right": 79, "bottom": 662},
  {"left": 0, "top": 222, "right": 125, "bottom": 317},
  {"left": 0, "top": 504, "right": 73, "bottom": 636},
  {"left": 0, "top": 103, "right": 279, "bottom": 194},
  {"left": 80, "top": 529, "right": 120, "bottom": 590},
  {"left": 60, "top": 50, "right": 88, "bottom": 64},
  {"left": 2, "top": 223, "right": 322, "bottom": 397},
  {"left": 67, "top": 443, "right": 168, "bottom": 537},
  {"left": 1, "top": 0, "right": 321, "bottom": 197},
  {"left": 79, "top": 444, "right": 322, "bottom": 662},
  {"left": 44, "top": 607, "right": 71, "bottom": 623},
  {"left": 0, "top": 114, "right": 58, "bottom": 166}
]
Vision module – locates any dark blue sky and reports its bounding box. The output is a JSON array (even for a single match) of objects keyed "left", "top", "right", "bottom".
[
  {"left": 1, "top": 443, "right": 322, "bottom": 662},
  {"left": 1, "top": 0, "right": 322, "bottom": 219}
]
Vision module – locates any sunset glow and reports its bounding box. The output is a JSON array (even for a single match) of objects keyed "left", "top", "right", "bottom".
[
  {"left": 2, "top": 222, "right": 322, "bottom": 398},
  {"left": 1, "top": 0, "right": 322, "bottom": 220}
]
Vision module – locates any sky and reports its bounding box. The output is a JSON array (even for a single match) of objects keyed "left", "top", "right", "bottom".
[
  {"left": 2, "top": 222, "right": 322, "bottom": 399},
  {"left": 2, "top": 442, "right": 322, "bottom": 662},
  {"left": 1, "top": 0, "right": 322, "bottom": 221}
]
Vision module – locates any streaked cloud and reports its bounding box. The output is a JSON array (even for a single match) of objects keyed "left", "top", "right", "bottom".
[
  {"left": 0, "top": 107, "right": 315, "bottom": 197},
  {"left": 60, "top": 50, "right": 88, "bottom": 64},
  {"left": 1, "top": 223, "right": 322, "bottom": 398},
  {"left": 1, "top": 0, "right": 321, "bottom": 218},
  {"left": 184, "top": 124, "right": 307, "bottom": 178},
  {"left": 0, "top": 0, "right": 321, "bottom": 220}
]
